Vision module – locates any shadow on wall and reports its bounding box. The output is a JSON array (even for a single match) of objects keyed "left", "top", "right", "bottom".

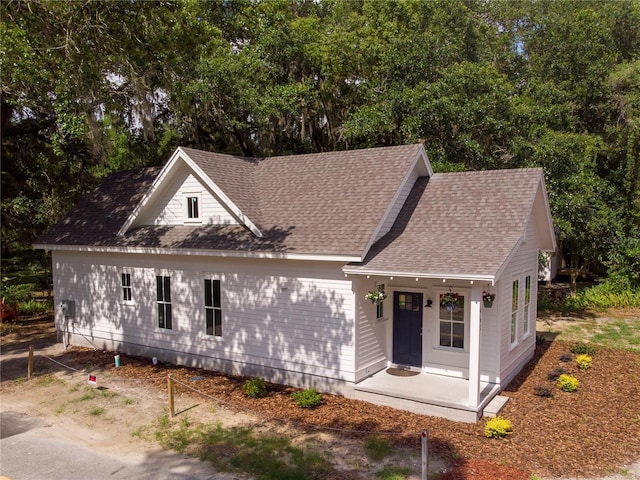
[{"left": 54, "top": 255, "right": 352, "bottom": 392}]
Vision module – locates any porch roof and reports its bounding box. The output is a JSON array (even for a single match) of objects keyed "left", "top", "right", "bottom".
[{"left": 343, "top": 169, "right": 546, "bottom": 281}]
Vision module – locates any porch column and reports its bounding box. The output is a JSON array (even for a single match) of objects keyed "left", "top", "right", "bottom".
[{"left": 468, "top": 284, "right": 482, "bottom": 408}]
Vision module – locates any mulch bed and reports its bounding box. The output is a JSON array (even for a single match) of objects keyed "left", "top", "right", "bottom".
[{"left": 55, "top": 339, "right": 640, "bottom": 478}]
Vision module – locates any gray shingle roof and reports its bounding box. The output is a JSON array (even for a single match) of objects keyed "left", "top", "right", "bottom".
[
  {"left": 35, "top": 167, "right": 162, "bottom": 247},
  {"left": 35, "top": 145, "right": 546, "bottom": 278},
  {"left": 36, "top": 144, "right": 423, "bottom": 257},
  {"left": 344, "top": 168, "right": 544, "bottom": 279}
]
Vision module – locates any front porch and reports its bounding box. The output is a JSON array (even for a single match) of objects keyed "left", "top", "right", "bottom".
[{"left": 352, "top": 369, "right": 507, "bottom": 423}]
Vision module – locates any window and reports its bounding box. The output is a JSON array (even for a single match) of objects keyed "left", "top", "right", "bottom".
[
  {"left": 186, "top": 196, "right": 199, "bottom": 219},
  {"left": 376, "top": 284, "right": 385, "bottom": 319},
  {"left": 524, "top": 275, "right": 532, "bottom": 336},
  {"left": 511, "top": 280, "right": 519, "bottom": 345},
  {"left": 121, "top": 273, "right": 132, "bottom": 302},
  {"left": 439, "top": 294, "right": 465, "bottom": 349},
  {"left": 397, "top": 293, "right": 420, "bottom": 312},
  {"left": 156, "top": 276, "right": 172, "bottom": 330},
  {"left": 204, "top": 279, "right": 222, "bottom": 336}
]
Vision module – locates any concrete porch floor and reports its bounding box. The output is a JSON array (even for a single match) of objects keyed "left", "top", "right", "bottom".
[{"left": 351, "top": 369, "right": 503, "bottom": 423}]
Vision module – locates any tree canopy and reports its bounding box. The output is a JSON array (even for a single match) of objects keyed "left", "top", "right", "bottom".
[{"left": 2, "top": 0, "right": 639, "bottom": 287}]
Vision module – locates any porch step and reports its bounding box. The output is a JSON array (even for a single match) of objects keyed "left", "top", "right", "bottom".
[{"left": 482, "top": 394, "right": 509, "bottom": 418}]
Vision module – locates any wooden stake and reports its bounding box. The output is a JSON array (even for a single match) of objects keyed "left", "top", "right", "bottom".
[
  {"left": 27, "top": 345, "right": 34, "bottom": 379},
  {"left": 421, "top": 429, "right": 428, "bottom": 480},
  {"left": 167, "top": 374, "right": 175, "bottom": 418}
]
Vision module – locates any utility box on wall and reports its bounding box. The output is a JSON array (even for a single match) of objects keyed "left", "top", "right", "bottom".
[{"left": 60, "top": 299, "right": 76, "bottom": 317}]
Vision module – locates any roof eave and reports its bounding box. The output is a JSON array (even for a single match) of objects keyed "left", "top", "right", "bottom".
[
  {"left": 32, "top": 243, "right": 361, "bottom": 263},
  {"left": 341, "top": 266, "right": 496, "bottom": 285}
]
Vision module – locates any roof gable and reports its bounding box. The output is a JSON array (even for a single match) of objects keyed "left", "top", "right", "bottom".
[
  {"left": 37, "top": 144, "right": 428, "bottom": 260},
  {"left": 118, "top": 148, "right": 263, "bottom": 238},
  {"left": 343, "top": 168, "right": 554, "bottom": 281}
]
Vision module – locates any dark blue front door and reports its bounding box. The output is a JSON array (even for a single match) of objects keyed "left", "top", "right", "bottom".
[{"left": 393, "top": 292, "right": 423, "bottom": 367}]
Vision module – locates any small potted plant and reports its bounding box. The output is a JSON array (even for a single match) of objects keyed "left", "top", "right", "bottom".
[
  {"left": 365, "top": 289, "right": 387, "bottom": 304},
  {"left": 440, "top": 292, "right": 459, "bottom": 311},
  {"left": 483, "top": 291, "right": 495, "bottom": 308}
]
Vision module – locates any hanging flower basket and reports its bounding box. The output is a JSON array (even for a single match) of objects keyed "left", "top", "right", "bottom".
[
  {"left": 365, "top": 289, "right": 387, "bottom": 304},
  {"left": 483, "top": 291, "right": 495, "bottom": 308},
  {"left": 440, "top": 292, "right": 459, "bottom": 311}
]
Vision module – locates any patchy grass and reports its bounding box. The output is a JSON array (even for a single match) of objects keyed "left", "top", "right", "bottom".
[
  {"left": 89, "top": 407, "right": 106, "bottom": 416},
  {"left": 365, "top": 435, "right": 394, "bottom": 460},
  {"left": 376, "top": 465, "right": 413, "bottom": 479},
  {"left": 152, "top": 416, "right": 338, "bottom": 479},
  {"left": 538, "top": 315, "right": 640, "bottom": 351},
  {"left": 590, "top": 320, "right": 640, "bottom": 349},
  {"left": 35, "top": 374, "right": 65, "bottom": 387}
]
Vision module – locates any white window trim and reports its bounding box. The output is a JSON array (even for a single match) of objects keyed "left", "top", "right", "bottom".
[
  {"left": 155, "top": 274, "right": 174, "bottom": 332},
  {"left": 509, "top": 277, "right": 520, "bottom": 350},
  {"left": 120, "top": 271, "right": 135, "bottom": 306},
  {"left": 184, "top": 192, "right": 202, "bottom": 224},
  {"left": 204, "top": 278, "right": 223, "bottom": 337},
  {"left": 434, "top": 287, "right": 470, "bottom": 353},
  {"left": 523, "top": 272, "right": 533, "bottom": 339}
]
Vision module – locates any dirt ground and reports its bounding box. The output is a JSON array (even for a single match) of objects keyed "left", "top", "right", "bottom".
[{"left": 1, "top": 313, "right": 640, "bottom": 479}]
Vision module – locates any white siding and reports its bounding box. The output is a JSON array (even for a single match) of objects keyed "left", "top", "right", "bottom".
[
  {"left": 373, "top": 169, "right": 420, "bottom": 244},
  {"left": 478, "top": 291, "right": 500, "bottom": 382},
  {"left": 497, "top": 215, "right": 539, "bottom": 386},
  {"left": 351, "top": 277, "right": 500, "bottom": 384},
  {"left": 52, "top": 251, "right": 355, "bottom": 391},
  {"left": 353, "top": 278, "right": 388, "bottom": 382},
  {"left": 136, "top": 163, "right": 238, "bottom": 226}
]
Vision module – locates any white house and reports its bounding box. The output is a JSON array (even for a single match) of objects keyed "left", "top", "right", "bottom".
[{"left": 35, "top": 143, "right": 556, "bottom": 422}]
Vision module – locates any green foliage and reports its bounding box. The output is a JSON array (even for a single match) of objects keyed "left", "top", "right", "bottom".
[
  {"left": 484, "top": 416, "right": 512, "bottom": 439},
  {"left": 18, "top": 299, "right": 52, "bottom": 317},
  {"left": 590, "top": 320, "right": 640, "bottom": 350},
  {"left": 376, "top": 465, "right": 413, "bottom": 480},
  {"left": 557, "top": 374, "right": 580, "bottom": 393},
  {"left": 575, "top": 354, "right": 593, "bottom": 370},
  {"left": 291, "top": 387, "right": 322, "bottom": 408},
  {"left": 242, "top": 377, "right": 268, "bottom": 398},
  {"left": 566, "top": 281, "right": 640, "bottom": 310},
  {"left": 570, "top": 343, "right": 598, "bottom": 356},
  {"left": 2, "top": 0, "right": 640, "bottom": 292},
  {"left": 0, "top": 283, "right": 35, "bottom": 304},
  {"left": 364, "top": 435, "right": 393, "bottom": 461}
]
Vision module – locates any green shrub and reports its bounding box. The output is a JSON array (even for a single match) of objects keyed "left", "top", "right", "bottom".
[
  {"left": 575, "top": 354, "right": 592, "bottom": 370},
  {"left": 534, "top": 385, "right": 553, "bottom": 398},
  {"left": 570, "top": 342, "right": 597, "bottom": 356},
  {"left": 0, "top": 283, "right": 35, "bottom": 304},
  {"left": 557, "top": 374, "right": 579, "bottom": 392},
  {"left": 242, "top": 377, "right": 267, "bottom": 398},
  {"left": 18, "top": 299, "right": 52, "bottom": 316},
  {"left": 291, "top": 387, "right": 322, "bottom": 408},
  {"left": 565, "top": 281, "right": 640, "bottom": 310},
  {"left": 484, "top": 416, "right": 512, "bottom": 439},
  {"left": 559, "top": 353, "right": 573, "bottom": 363},
  {"left": 547, "top": 368, "right": 568, "bottom": 381}
]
